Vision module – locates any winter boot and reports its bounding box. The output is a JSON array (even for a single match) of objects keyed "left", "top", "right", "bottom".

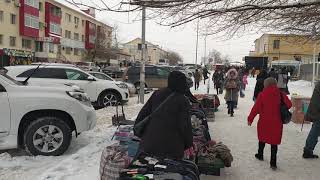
[
  {"left": 230, "top": 113, "right": 234, "bottom": 117},
  {"left": 303, "top": 150, "right": 319, "bottom": 159},
  {"left": 270, "top": 145, "right": 278, "bottom": 170},
  {"left": 255, "top": 153, "right": 263, "bottom": 161},
  {"left": 270, "top": 158, "right": 277, "bottom": 170},
  {"left": 228, "top": 108, "right": 231, "bottom": 114}
]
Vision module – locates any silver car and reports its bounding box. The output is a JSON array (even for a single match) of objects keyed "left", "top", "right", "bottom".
[{"left": 88, "top": 71, "right": 136, "bottom": 96}]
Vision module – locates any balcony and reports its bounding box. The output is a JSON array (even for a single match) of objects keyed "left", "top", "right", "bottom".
[{"left": 60, "top": 38, "right": 85, "bottom": 49}]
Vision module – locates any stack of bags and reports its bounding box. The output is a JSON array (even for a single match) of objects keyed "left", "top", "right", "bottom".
[
  {"left": 119, "top": 153, "right": 200, "bottom": 180},
  {"left": 100, "top": 126, "right": 140, "bottom": 180}
]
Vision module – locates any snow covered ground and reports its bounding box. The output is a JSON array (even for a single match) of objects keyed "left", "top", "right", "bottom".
[{"left": 0, "top": 78, "right": 319, "bottom": 180}]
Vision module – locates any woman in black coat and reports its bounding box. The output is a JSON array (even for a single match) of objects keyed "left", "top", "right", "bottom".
[
  {"left": 135, "top": 71, "right": 193, "bottom": 159},
  {"left": 253, "top": 70, "right": 269, "bottom": 101}
]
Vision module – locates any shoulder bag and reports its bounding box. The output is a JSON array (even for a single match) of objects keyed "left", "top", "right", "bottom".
[
  {"left": 134, "top": 92, "right": 176, "bottom": 137},
  {"left": 280, "top": 92, "right": 292, "bottom": 124}
]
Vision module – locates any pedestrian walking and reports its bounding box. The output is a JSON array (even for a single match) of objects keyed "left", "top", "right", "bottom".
[
  {"left": 277, "top": 67, "right": 290, "bottom": 94},
  {"left": 303, "top": 82, "right": 320, "bottom": 159},
  {"left": 224, "top": 69, "right": 241, "bottom": 117},
  {"left": 269, "top": 68, "right": 278, "bottom": 79},
  {"left": 194, "top": 69, "right": 201, "bottom": 90},
  {"left": 212, "top": 70, "right": 224, "bottom": 95},
  {"left": 248, "top": 77, "right": 292, "bottom": 170},
  {"left": 202, "top": 67, "right": 210, "bottom": 85},
  {"left": 251, "top": 67, "right": 256, "bottom": 78},
  {"left": 253, "top": 69, "right": 269, "bottom": 102},
  {"left": 242, "top": 73, "right": 248, "bottom": 90},
  {"left": 134, "top": 71, "right": 193, "bottom": 160}
]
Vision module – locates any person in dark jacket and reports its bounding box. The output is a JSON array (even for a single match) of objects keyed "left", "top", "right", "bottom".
[
  {"left": 269, "top": 68, "right": 278, "bottom": 79},
  {"left": 303, "top": 82, "right": 320, "bottom": 159},
  {"left": 202, "top": 67, "right": 210, "bottom": 85},
  {"left": 253, "top": 69, "right": 269, "bottom": 101},
  {"left": 212, "top": 70, "right": 224, "bottom": 95},
  {"left": 135, "top": 71, "right": 193, "bottom": 160},
  {"left": 194, "top": 69, "right": 201, "bottom": 90}
]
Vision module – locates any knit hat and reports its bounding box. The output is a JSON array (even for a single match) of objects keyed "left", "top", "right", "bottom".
[
  {"left": 168, "top": 71, "right": 188, "bottom": 93},
  {"left": 264, "top": 77, "right": 278, "bottom": 88}
]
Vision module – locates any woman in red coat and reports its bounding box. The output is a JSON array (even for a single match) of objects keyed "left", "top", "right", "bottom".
[{"left": 248, "top": 77, "right": 292, "bottom": 170}]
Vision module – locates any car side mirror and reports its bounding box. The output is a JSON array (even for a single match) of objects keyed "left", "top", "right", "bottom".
[{"left": 87, "top": 76, "right": 96, "bottom": 81}]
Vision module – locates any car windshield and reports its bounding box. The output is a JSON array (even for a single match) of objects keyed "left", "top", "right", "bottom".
[{"left": 0, "top": 68, "right": 23, "bottom": 85}]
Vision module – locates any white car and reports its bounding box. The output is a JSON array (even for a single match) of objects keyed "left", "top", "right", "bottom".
[
  {"left": 88, "top": 71, "right": 136, "bottom": 95},
  {"left": 6, "top": 65, "right": 129, "bottom": 107},
  {"left": 0, "top": 68, "right": 96, "bottom": 156}
]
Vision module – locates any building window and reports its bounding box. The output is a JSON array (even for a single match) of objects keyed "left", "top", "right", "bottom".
[
  {"left": 89, "top": 35, "right": 96, "bottom": 44},
  {"left": 9, "top": 36, "right": 16, "bottom": 47},
  {"left": 273, "top": 57, "right": 279, "bottom": 61},
  {"left": 50, "top": 23, "right": 61, "bottom": 35},
  {"left": 273, "top": 40, "right": 280, "bottom": 49},
  {"left": 82, "top": 35, "right": 85, "bottom": 42},
  {"left": 0, "top": 11, "right": 3, "bottom": 23},
  {"left": 24, "top": 14, "right": 39, "bottom": 29},
  {"left": 39, "top": 2, "right": 43, "bottom": 11},
  {"left": 10, "top": 14, "right": 16, "bottom": 24},
  {"left": 82, "top": 20, "right": 85, "bottom": 27},
  {"left": 74, "top": 33, "right": 79, "bottom": 41},
  {"left": 35, "top": 41, "right": 43, "bottom": 52},
  {"left": 22, "top": 39, "right": 32, "bottom": 49},
  {"left": 65, "top": 13, "right": 71, "bottom": 22},
  {"left": 107, "top": 42, "right": 111, "bottom": 48},
  {"left": 66, "top": 47, "right": 71, "bottom": 54},
  {"left": 74, "top": 48, "right": 79, "bottom": 56},
  {"left": 50, "top": 6, "right": 61, "bottom": 17},
  {"left": 0, "top": 34, "right": 3, "bottom": 45},
  {"left": 65, "top": 30, "right": 71, "bottom": 39},
  {"left": 25, "top": 0, "right": 39, "bottom": 9},
  {"left": 49, "top": 43, "right": 54, "bottom": 53},
  {"left": 108, "top": 31, "right": 112, "bottom": 37},
  {"left": 74, "top": 17, "right": 79, "bottom": 24}
]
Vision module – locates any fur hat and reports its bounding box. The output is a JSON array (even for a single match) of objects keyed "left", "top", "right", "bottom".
[
  {"left": 226, "top": 69, "right": 238, "bottom": 79},
  {"left": 168, "top": 71, "right": 188, "bottom": 93},
  {"left": 264, "top": 77, "right": 278, "bottom": 88}
]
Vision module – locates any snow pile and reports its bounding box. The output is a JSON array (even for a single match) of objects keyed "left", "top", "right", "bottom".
[{"left": 1, "top": 78, "right": 319, "bottom": 180}]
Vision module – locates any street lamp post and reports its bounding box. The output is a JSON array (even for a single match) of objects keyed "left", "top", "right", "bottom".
[{"left": 139, "top": 6, "right": 146, "bottom": 104}]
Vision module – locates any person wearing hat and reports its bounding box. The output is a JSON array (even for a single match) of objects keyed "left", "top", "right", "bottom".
[
  {"left": 135, "top": 71, "right": 193, "bottom": 160},
  {"left": 248, "top": 77, "right": 292, "bottom": 170}
]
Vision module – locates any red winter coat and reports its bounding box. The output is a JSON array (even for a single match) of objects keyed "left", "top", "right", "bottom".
[{"left": 248, "top": 85, "right": 292, "bottom": 145}]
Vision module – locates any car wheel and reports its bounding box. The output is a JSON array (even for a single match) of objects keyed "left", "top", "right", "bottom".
[
  {"left": 99, "top": 91, "right": 120, "bottom": 107},
  {"left": 24, "top": 117, "right": 72, "bottom": 156}
]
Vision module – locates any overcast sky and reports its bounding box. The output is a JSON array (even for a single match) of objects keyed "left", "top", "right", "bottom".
[{"left": 93, "top": 4, "right": 263, "bottom": 64}]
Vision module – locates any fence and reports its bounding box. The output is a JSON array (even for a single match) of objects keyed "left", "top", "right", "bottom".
[{"left": 299, "top": 63, "right": 320, "bottom": 81}]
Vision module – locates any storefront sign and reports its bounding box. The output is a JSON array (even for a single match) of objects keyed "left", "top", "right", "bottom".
[
  {"left": 3, "top": 48, "right": 34, "bottom": 58},
  {"left": 37, "top": 36, "right": 60, "bottom": 44}
]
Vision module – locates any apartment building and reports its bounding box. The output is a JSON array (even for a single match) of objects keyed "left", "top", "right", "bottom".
[
  {"left": 122, "top": 38, "right": 168, "bottom": 65},
  {"left": 250, "top": 34, "right": 320, "bottom": 64},
  {"left": 0, "top": 0, "right": 112, "bottom": 67}
]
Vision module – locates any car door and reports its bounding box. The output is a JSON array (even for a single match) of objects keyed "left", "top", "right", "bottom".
[
  {"left": 63, "top": 68, "right": 98, "bottom": 101},
  {"left": 154, "top": 67, "right": 170, "bottom": 88},
  {"left": 0, "top": 82, "right": 10, "bottom": 137}
]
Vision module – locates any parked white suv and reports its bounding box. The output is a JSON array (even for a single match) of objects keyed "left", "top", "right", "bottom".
[
  {"left": 6, "top": 65, "right": 129, "bottom": 107},
  {"left": 0, "top": 68, "right": 96, "bottom": 156}
]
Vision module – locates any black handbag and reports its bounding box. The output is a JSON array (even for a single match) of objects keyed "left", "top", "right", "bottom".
[
  {"left": 134, "top": 92, "right": 175, "bottom": 137},
  {"left": 280, "top": 92, "right": 292, "bottom": 124}
]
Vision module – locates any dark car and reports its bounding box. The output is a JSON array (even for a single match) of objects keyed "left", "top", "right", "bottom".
[{"left": 123, "top": 65, "right": 193, "bottom": 89}]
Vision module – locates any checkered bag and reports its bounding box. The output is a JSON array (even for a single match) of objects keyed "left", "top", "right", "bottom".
[{"left": 100, "top": 144, "right": 132, "bottom": 180}]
